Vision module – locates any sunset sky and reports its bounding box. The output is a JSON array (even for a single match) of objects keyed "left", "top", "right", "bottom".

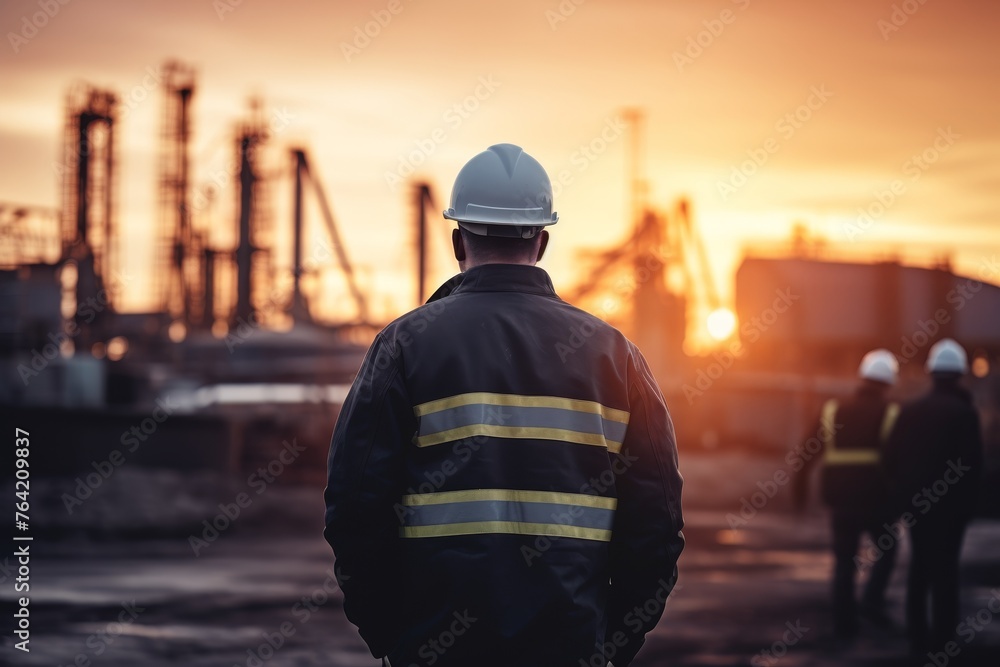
[{"left": 2, "top": 0, "right": 998, "bottom": 336}]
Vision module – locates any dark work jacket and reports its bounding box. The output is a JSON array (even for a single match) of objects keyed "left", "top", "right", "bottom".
[
  {"left": 794, "top": 382, "right": 897, "bottom": 515},
  {"left": 324, "top": 264, "right": 684, "bottom": 667},
  {"left": 883, "top": 378, "right": 983, "bottom": 521}
]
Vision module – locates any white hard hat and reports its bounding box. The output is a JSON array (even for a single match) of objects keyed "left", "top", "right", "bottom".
[
  {"left": 858, "top": 348, "right": 899, "bottom": 385},
  {"left": 443, "top": 143, "right": 558, "bottom": 238},
  {"left": 926, "top": 338, "right": 968, "bottom": 374}
]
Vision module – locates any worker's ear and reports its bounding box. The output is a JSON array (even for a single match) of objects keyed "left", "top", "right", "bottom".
[
  {"left": 452, "top": 228, "right": 466, "bottom": 263},
  {"left": 534, "top": 230, "right": 549, "bottom": 263}
]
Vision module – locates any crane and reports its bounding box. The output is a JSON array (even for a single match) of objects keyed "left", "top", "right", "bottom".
[
  {"left": 289, "top": 148, "right": 369, "bottom": 325},
  {"left": 565, "top": 110, "right": 727, "bottom": 375},
  {"left": 412, "top": 182, "right": 440, "bottom": 306}
]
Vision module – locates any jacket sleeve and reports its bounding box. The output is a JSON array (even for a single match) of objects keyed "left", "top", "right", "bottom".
[
  {"left": 323, "top": 332, "right": 414, "bottom": 658},
  {"left": 791, "top": 412, "right": 825, "bottom": 510},
  {"left": 605, "top": 345, "right": 685, "bottom": 667},
  {"left": 882, "top": 405, "right": 917, "bottom": 514},
  {"left": 956, "top": 406, "right": 985, "bottom": 517}
]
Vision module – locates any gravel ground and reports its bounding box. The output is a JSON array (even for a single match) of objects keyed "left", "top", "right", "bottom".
[{"left": 2, "top": 453, "right": 999, "bottom": 666}]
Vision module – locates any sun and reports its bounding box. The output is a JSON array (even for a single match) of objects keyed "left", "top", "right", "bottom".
[{"left": 707, "top": 307, "right": 737, "bottom": 341}]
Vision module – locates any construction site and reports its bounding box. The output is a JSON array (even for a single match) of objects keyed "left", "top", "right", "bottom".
[
  {"left": 3, "top": 57, "right": 1000, "bottom": 667},
  {"left": 3, "top": 61, "right": 998, "bottom": 476}
]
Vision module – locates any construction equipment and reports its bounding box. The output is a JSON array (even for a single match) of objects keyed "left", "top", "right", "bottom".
[
  {"left": 674, "top": 198, "right": 724, "bottom": 332},
  {"left": 413, "top": 182, "right": 437, "bottom": 305},
  {"left": 230, "top": 99, "right": 274, "bottom": 330},
  {"left": 565, "top": 110, "right": 722, "bottom": 376},
  {"left": 289, "top": 148, "right": 369, "bottom": 325},
  {"left": 60, "top": 84, "right": 118, "bottom": 348},
  {"left": 157, "top": 61, "right": 209, "bottom": 330}
]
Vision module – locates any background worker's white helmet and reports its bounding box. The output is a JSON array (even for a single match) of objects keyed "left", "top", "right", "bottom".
[
  {"left": 926, "top": 338, "right": 969, "bottom": 374},
  {"left": 858, "top": 348, "right": 899, "bottom": 385},
  {"left": 443, "top": 143, "right": 558, "bottom": 238}
]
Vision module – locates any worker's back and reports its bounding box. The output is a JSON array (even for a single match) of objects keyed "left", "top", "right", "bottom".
[
  {"left": 818, "top": 384, "right": 896, "bottom": 513},
  {"left": 884, "top": 379, "right": 983, "bottom": 519},
  {"left": 325, "top": 263, "right": 684, "bottom": 667}
]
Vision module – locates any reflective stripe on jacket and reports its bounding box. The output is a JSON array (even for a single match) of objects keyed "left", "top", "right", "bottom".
[
  {"left": 816, "top": 384, "right": 899, "bottom": 511},
  {"left": 821, "top": 398, "right": 899, "bottom": 465}
]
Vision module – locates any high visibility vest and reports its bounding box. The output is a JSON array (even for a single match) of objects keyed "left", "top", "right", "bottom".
[{"left": 820, "top": 398, "right": 899, "bottom": 465}]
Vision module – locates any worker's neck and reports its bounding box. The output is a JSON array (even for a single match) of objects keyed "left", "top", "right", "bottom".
[{"left": 932, "top": 374, "right": 963, "bottom": 389}]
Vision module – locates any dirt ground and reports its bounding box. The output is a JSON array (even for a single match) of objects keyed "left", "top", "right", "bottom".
[{"left": 3, "top": 452, "right": 999, "bottom": 667}]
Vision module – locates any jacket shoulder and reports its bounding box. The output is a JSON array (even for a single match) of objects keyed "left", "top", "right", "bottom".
[
  {"left": 379, "top": 298, "right": 452, "bottom": 335},
  {"left": 552, "top": 298, "right": 631, "bottom": 340}
]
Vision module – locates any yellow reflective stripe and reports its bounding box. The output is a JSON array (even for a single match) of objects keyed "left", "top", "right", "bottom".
[
  {"left": 880, "top": 403, "right": 900, "bottom": 442},
  {"left": 413, "top": 392, "right": 629, "bottom": 424},
  {"left": 414, "top": 424, "right": 622, "bottom": 452},
  {"left": 400, "top": 521, "right": 612, "bottom": 542},
  {"left": 820, "top": 399, "right": 838, "bottom": 448},
  {"left": 821, "top": 399, "right": 897, "bottom": 466},
  {"left": 402, "top": 488, "right": 617, "bottom": 510},
  {"left": 824, "top": 449, "right": 880, "bottom": 465}
]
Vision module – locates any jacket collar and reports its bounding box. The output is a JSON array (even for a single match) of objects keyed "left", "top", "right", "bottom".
[
  {"left": 931, "top": 376, "right": 972, "bottom": 402},
  {"left": 854, "top": 379, "right": 890, "bottom": 399},
  {"left": 425, "top": 273, "right": 464, "bottom": 302},
  {"left": 426, "top": 264, "right": 558, "bottom": 302}
]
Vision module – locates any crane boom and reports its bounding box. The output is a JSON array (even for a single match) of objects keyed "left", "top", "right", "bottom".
[
  {"left": 677, "top": 199, "right": 720, "bottom": 311},
  {"left": 293, "top": 150, "right": 369, "bottom": 324},
  {"left": 413, "top": 182, "right": 437, "bottom": 306}
]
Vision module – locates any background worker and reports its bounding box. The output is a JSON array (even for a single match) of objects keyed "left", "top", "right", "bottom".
[
  {"left": 794, "top": 349, "right": 901, "bottom": 638},
  {"left": 324, "top": 143, "right": 684, "bottom": 667},
  {"left": 883, "top": 338, "right": 984, "bottom": 654}
]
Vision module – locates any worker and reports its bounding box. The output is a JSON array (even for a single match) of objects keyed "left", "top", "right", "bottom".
[
  {"left": 323, "top": 143, "right": 684, "bottom": 667},
  {"left": 883, "top": 338, "right": 983, "bottom": 654},
  {"left": 793, "top": 349, "right": 902, "bottom": 638}
]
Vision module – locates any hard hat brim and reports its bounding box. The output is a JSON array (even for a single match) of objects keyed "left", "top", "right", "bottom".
[{"left": 443, "top": 205, "right": 558, "bottom": 226}]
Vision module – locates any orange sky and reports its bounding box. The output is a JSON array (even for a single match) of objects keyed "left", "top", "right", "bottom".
[{"left": 2, "top": 0, "right": 999, "bottom": 337}]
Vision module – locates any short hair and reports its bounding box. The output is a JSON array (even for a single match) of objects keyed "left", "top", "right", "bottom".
[{"left": 459, "top": 226, "right": 541, "bottom": 264}]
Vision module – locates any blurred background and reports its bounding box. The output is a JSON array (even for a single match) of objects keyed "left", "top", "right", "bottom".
[{"left": 1, "top": 0, "right": 999, "bottom": 665}]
